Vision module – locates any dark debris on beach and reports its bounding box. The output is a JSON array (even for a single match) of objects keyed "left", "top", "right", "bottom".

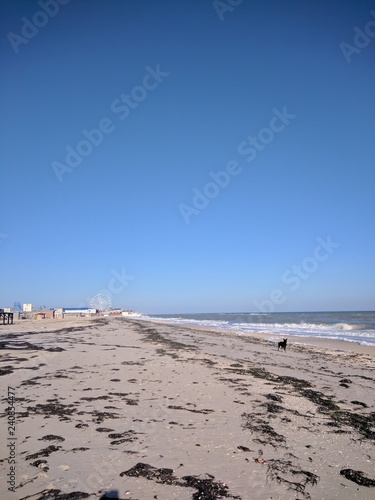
[
  {"left": 19, "top": 490, "right": 90, "bottom": 500},
  {"left": 226, "top": 364, "right": 375, "bottom": 441},
  {"left": 8, "top": 318, "right": 374, "bottom": 500},
  {"left": 242, "top": 413, "right": 286, "bottom": 448},
  {"left": 0, "top": 366, "right": 14, "bottom": 376},
  {"left": 38, "top": 435, "right": 65, "bottom": 442},
  {"left": 120, "top": 462, "right": 241, "bottom": 499},
  {"left": 130, "top": 320, "right": 375, "bottom": 453},
  {"left": 26, "top": 445, "right": 61, "bottom": 460},
  {"left": 266, "top": 454, "right": 319, "bottom": 499},
  {"left": 340, "top": 468, "right": 375, "bottom": 487},
  {"left": 26, "top": 402, "right": 76, "bottom": 419},
  {"left": 92, "top": 410, "right": 120, "bottom": 424},
  {"left": 167, "top": 404, "right": 215, "bottom": 415},
  {"left": 30, "top": 459, "right": 49, "bottom": 471},
  {"left": 133, "top": 323, "right": 198, "bottom": 352},
  {"left": 0, "top": 340, "right": 65, "bottom": 352}
]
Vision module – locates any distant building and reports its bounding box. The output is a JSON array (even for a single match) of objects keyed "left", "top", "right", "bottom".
[
  {"left": 121, "top": 310, "right": 142, "bottom": 317},
  {"left": 23, "top": 304, "right": 33, "bottom": 312},
  {"left": 62, "top": 308, "right": 97, "bottom": 317},
  {"left": 54, "top": 307, "right": 64, "bottom": 319},
  {"left": 35, "top": 310, "right": 55, "bottom": 320}
]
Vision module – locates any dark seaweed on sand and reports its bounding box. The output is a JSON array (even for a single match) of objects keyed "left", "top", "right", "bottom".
[
  {"left": 351, "top": 400, "right": 368, "bottom": 408},
  {"left": 121, "top": 462, "right": 241, "bottom": 499},
  {"left": 237, "top": 445, "right": 252, "bottom": 452},
  {"left": 30, "top": 459, "right": 49, "bottom": 470},
  {"left": 26, "top": 445, "right": 61, "bottom": 460},
  {"left": 241, "top": 413, "right": 286, "bottom": 448},
  {"left": 19, "top": 490, "right": 90, "bottom": 499},
  {"left": 80, "top": 395, "right": 111, "bottom": 401},
  {"left": 120, "top": 462, "right": 176, "bottom": 484},
  {"left": 0, "top": 340, "right": 65, "bottom": 351},
  {"left": 330, "top": 410, "right": 375, "bottom": 440},
  {"left": 92, "top": 410, "right": 120, "bottom": 424},
  {"left": 38, "top": 435, "right": 65, "bottom": 442},
  {"left": 228, "top": 366, "right": 374, "bottom": 440},
  {"left": 133, "top": 323, "right": 198, "bottom": 352},
  {"left": 135, "top": 321, "right": 375, "bottom": 443},
  {"left": 299, "top": 388, "right": 339, "bottom": 413},
  {"left": 263, "top": 402, "right": 283, "bottom": 414},
  {"left": 266, "top": 456, "right": 319, "bottom": 499},
  {"left": 26, "top": 402, "right": 76, "bottom": 419},
  {"left": 265, "top": 393, "right": 283, "bottom": 402},
  {"left": 168, "top": 404, "right": 214, "bottom": 415},
  {"left": 340, "top": 468, "right": 375, "bottom": 487},
  {"left": 0, "top": 366, "right": 14, "bottom": 376}
]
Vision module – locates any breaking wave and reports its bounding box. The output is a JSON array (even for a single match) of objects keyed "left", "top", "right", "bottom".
[{"left": 142, "top": 311, "right": 375, "bottom": 346}]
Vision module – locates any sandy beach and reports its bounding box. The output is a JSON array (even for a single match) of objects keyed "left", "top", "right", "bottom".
[{"left": 0, "top": 317, "right": 374, "bottom": 500}]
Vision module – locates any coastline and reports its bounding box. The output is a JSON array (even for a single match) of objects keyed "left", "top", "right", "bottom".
[
  {"left": 0, "top": 317, "right": 374, "bottom": 499},
  {"left": 141, "top": 316, "right": 375, "bottom": 355}
]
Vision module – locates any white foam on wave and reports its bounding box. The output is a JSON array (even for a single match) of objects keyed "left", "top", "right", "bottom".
[
  {"left": 142, "top": 315, "right": 230, "bottom": 329},
  {"left": 141, "top": 315, "right": 375, "bottom": 346},
  {"left": 334, "top": 323, "right": 363, "bottom": 331}
]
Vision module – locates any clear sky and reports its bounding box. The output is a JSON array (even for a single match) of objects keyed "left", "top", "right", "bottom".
[{"left": 1, "top": 0, "right": 374, "bottom": 314}]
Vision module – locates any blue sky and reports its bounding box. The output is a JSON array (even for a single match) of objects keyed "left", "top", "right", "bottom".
[{"left": 1, "top": 0, "right": 374, "bottom": 314}]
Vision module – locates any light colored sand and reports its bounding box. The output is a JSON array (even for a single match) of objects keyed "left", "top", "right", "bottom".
[{"left": 0, "top": 317, "right": 374, "bottom": 499}]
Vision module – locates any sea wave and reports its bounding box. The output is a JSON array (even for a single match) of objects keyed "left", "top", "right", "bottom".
[
  {"left": 141, "top": 314, "right": 375, "bottom": 346},
  {"left": 230, "top": 321, "right": 364, "bottom": 332},
  {"left": 334, "top": 323, "right": 363, "bottom": 331},
  {"left": 142, "top": 316, "right": 230, "bottom": 329}
]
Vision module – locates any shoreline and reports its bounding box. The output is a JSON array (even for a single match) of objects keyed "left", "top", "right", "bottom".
[
  {"left": 0, "top": 317, "right": 374, "bottom": 499},
  {"left": 136, "top": 316, "right": 375, "bottom": 355},
  {"left": 2, "top": 315, "right": 375, "bottom": 353}
]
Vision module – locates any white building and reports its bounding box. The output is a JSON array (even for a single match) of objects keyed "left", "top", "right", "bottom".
[{"left": 63, "top": 308, "right": 96, "bottom": 317}]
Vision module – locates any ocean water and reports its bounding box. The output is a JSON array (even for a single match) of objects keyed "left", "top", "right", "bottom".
[{"left": 142, "top": 311, "right": 375, "bottom": 346}]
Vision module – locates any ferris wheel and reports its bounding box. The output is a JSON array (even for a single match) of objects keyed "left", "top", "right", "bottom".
[{"left": 90, "top": 293, "right": 112, "bottom": 312}]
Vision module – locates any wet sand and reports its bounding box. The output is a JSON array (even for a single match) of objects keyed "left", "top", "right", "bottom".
[{"left": 0, "top": 317, "right": 374, "bottom": 499}]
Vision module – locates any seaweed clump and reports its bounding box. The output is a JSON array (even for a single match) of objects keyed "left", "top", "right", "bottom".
[
  {"left": 26, "top": 445, "right": 61, "bottom": 460},
  {"left": 120, "top": 462, "right": 241, "bottom": 499},
  {"left": 330, "top": 410, "right": 375, "bottom": 440},
  {"left": 27, "top": 402, "right": 76, "bottom": 419},
  {"left": 340, "top": 468, "right": 375, "bottom": 487},
  {"left": 266, "top": 455, "right": 319, "bottom": 499},
  {"left": 241, "top": 413, "right": 286, "bottom": 448},
  {"left": 20, "top": 490, "right": 90, "bottom": 499}
]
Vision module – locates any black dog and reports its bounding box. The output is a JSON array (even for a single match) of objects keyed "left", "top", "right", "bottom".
[{"left": 278, "top": 338, "right": 287, "bottom": 351}]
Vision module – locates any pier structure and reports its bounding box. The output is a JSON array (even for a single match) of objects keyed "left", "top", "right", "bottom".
[{"left": 0, "top": 312, "right": 13, "bottom": 324}]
